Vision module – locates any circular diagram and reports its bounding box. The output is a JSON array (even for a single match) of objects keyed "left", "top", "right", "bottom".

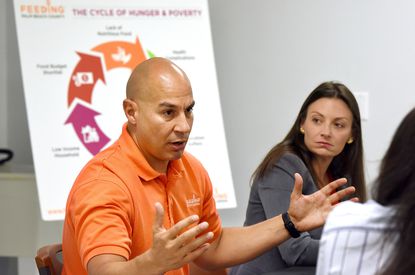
[{"left": 65, "top": 37, "right": 152, "bottom": 155}]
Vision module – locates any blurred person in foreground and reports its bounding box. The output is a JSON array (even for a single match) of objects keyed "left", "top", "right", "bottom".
[{"left": 317, "top": 107, "right": 415, "bottom": 275}]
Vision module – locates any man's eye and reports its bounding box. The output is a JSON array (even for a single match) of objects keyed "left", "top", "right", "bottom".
[
  {"left": 186, "top": 106, "right": 194, "bottom": 113},
  {"left": 164, "top": 110, "right": 173, "bottom": 116}
]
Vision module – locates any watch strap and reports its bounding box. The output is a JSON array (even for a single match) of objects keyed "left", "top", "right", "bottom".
[{"left": 282, "top": 212, "right": 301, "bottom": 238}]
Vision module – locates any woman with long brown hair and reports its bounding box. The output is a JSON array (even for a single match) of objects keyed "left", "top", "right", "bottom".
[{"left": 231, "top": 81, "right": 367, "bottom": 275}]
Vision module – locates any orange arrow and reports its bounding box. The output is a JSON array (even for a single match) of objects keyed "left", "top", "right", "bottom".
[
  {"left": 67, "top": 52, "right": 106, "bottom": 106},
  {"left": 92, "top": 37, "right": 147, "bottom": 71}
]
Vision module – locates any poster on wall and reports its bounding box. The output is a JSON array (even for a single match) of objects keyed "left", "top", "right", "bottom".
[{"left": 14, "top": 0, "right": 236, "bottom": 220}]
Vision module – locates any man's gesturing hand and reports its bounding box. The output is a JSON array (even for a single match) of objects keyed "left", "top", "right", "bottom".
[
  {"left": 146, "top": 202, "right": 213, "bottom": 273},
  {"left": 287, "top": 173, "right": 357, "bottom": 233}
]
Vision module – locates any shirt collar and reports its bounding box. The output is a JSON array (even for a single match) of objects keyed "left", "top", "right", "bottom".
[{"left": 118, "top": 123, "right": 185, "bottom": 182}]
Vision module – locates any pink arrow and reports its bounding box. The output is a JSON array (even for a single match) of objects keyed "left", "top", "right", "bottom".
[{"left": 65, "top": 103, "right": 110, "bottom": 155}]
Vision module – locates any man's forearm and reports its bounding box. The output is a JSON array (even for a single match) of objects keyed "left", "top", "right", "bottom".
[
  {"left": 88, "top": 251, "right": 164, "bottom": 275},
  {"left": 195, "top": 214, "right": 289, "bottom": 270}
]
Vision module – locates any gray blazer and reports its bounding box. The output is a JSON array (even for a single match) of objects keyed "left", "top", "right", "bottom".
[{"left": 230, "top": 153, "right": 321, "bottom": 275}]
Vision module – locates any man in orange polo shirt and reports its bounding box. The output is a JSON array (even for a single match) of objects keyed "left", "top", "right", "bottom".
[{"left": 62, "top": 57, "right": 356, "bottom": 275}]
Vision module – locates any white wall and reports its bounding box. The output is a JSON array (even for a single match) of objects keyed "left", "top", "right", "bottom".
[
  {"left": 0, "top": 0, "right": 8, "bottom": 147},
  {"left": 1, "top": 0, "right": 415, "bottom": 265},
  {"left": 208, "top": 0, "right": 415, "bottom": 226},
  {"left": 1, "top": 0, "right": 32, "bottom": 164}
]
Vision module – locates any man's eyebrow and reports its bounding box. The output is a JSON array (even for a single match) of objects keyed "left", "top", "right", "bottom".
[
  {"left": 158, "top": 100, "right": 195, "bottom": 109},
  {"left": 158, "top": 102, "right": 176, "bottom": 108},
  {"left": 187, "top": 101, "right": 195, "bottom": 109}
]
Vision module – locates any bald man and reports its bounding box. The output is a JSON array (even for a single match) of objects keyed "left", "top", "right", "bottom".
[{"left": 62, "top": 57, "right": 356, "bottom": 275}]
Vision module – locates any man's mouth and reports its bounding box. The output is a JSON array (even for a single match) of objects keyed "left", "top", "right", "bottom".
[{"left": 169, "top": 140, "right": 187, "bottom": 151}]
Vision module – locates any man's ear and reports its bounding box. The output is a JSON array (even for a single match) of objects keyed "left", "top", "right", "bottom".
[{"left": 123, "top": 99, "right": 138, "bottom": 124}]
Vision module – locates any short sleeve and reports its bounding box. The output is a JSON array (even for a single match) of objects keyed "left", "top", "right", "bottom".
[{"left": 69, "top": 179, "right": 134, "bottom": 269}]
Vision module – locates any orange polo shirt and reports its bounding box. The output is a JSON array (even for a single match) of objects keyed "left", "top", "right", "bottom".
[{"left": 62, "top": 124, "right": 222, "bottom": 275}]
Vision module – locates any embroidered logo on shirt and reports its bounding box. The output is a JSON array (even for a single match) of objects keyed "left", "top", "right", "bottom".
[{"left": 186, "top": 193, "right": 201, "bottom": 207}]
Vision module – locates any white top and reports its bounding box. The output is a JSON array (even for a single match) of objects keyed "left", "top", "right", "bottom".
[{"left": 316, "top": 200, "right": 398, "bottom": 275}]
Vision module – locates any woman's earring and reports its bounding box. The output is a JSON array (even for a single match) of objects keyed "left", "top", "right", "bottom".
[
  {"left": 347, "top": 137, "right": 354, "bottom": 144},
  {"left": 300, "top": 127, "right": 305, "bottom": 134}
]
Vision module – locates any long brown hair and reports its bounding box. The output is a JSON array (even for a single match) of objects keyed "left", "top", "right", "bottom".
[{"left": 252, "top": 81, "right": 367, "bottom": 201}]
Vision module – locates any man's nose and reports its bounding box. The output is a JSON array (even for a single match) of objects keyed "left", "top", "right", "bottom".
[{"left": 174, "top": 113, "right": 192, "bottom": 133}]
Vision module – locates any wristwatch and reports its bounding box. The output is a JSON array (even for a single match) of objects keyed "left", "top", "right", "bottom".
[{"left": 282, "top": 212, "right": 301, "bottom": 238}]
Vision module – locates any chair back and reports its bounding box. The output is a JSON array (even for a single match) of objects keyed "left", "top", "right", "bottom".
[{"left": 35, "top": 243, "right": 63, "bottom": 275}]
